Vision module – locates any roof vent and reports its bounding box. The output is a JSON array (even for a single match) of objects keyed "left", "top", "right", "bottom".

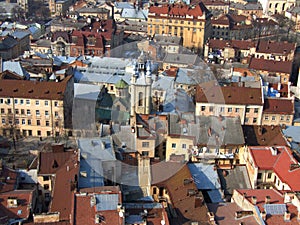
[
  {"left": 28, "top": 89, "right": 33, "bottom": 93},
  {"left": 44, "top": 90, "right": 50, "bottom": 94},
  {"left": 13, "top": 88, "right": 18, "bottom": 92}
]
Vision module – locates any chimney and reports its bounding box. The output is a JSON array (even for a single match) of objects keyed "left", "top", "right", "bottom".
[
  {"left": 297, "top": 210, "right": 300, "bottom": 221},
  {"left": 261, "top": 211, "right": 266, "bottom": 220},
  {"left": 194, "top": 194, "right": 203, "bottom": 208},
  {"left": 290, "top": 163, "right": 300, "bottom": 171},
  {"left": 284, "top": 211, "right": 291, "bottom": 221},
  {"left": 251, "top": 196, "right": 257, "bottom": 205},
  {"left": 270, "top": 147, "right": 277, "bottom": 156},
  {"left": 258, "top": 126, "right": 262, "bottom": 135},
  {"left": 265, "top": 196, "right": 271, "bottom": 204}
]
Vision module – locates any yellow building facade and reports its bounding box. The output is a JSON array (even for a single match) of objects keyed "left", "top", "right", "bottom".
[{"left": 147, "top": 3, "right": 212, "bottom": 54}]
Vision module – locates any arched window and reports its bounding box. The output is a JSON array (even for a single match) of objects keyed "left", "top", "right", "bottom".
[{"left": 138, "top": 92, "right": 143, "bottom": 106}]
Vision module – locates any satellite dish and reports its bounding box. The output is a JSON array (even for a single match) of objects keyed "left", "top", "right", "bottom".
[{"left": 119, "top": 212, "right": 124, "bottom": 218}]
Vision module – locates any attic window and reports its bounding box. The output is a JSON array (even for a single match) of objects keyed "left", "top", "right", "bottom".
[
  {"left": 57, "top": 91, "right": 62, "bottom": 94},
  {"left": 13, "top": 89, "right": 18, "bottom": 92},
  {"left": 0, "top": 88, "right": 2, "bottom": 91},
  {"left": 44, "top": 90, "right": 50, "bottom": 94},
  {"left": 250, "top": 95, "right": 253, "bottom": 99},
  {"left": 52, "top": 160, "right": 59, "bottom": 169}
]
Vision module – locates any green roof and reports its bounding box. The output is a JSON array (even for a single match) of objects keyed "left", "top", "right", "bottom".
[{"left": 115, "top": 79, "right": 129, "bottom": 89}]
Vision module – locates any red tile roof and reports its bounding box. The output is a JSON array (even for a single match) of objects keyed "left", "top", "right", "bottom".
[
  {"left": 149, "top": 2, "right": 209, "bottom": 19},
  {"left": 151, "top": 162, "right": 209, "bottom": 225},
  {"left": 0, "top": 76, "right": 73, "bottom": 100},
  {"left": 0, "top": 167, "right": 18, "bottom": 193},
  {"left": 235, "top": 189, "right": 299, "bottom": 225},
  {"left": 249, "top": 146, "right": 300, "bottom": 191},
  {"left": 0, "top": 190, "right": 33, "bottom": 224},
  {"left": 71, "top": 31, "right": 104, "bottom": 49},
  {"left": 207, "top": 202, "right": 259, "bottom": 225},
  {"left": 249, "top": 58, "right": 293, "bottom": 74},
  {"left": 256, "top": 40, "right": 296, "bottom": 55},
  {"left": 38, "top": 151, "right": 75, "bottom": 175},
  {"left": 75, "top": 187, "right": 123, "bottom": 225},
  {"left": 211, "top": 15, "right": 230, "bottom": 26},
  {"left": 235, "top": 189, "right": 284, "bottom": 211},
  {"left": 195, "top": 83, "right": 263, "bottom": 105},
  {"left": 49, "top": 150, "right": 79, "bottom": 221},
  {"left": 263, "top": 98, "right": 294, "bottom": 115}
]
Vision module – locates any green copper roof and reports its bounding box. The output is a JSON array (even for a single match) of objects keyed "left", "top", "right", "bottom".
[{"left": 115, "top": 79, "right": 129, "bottom": 89}]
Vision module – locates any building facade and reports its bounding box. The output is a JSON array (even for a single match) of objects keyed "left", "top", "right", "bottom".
[
  {"left": 195, "top": 83, "right": 264, "bottom": 125},
  {"left": 147, "top": 2, "right": 213, "bottom": 54},
  {"left": 0, "top": 76, "right": 74, "bottom": 138}
]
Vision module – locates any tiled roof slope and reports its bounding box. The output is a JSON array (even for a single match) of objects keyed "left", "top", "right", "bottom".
[
  {"left": 49, "top": 150, "right": 79, "bottom": 221},
  {"left": 151, "top": 162, "right": 210, "bottom": 225},
  {"left": 243, "top": 125, "right": 288, "bottom": 146},
  {"left": 0, "top": 190, "right": 33, "bottom": 224},
  {"left": 149, "top": 2, "right": 209, "bottom": 19},
  {"left": 196, "top": 83, "right": 263, "bottom": 105},
  {"left": 0, "top": 76, "right": 72, "bottom": 100},
  {"left": 38, "top": 151, "right": 75, "bottom": 175},
  {"left": 249, "top": 146, "right": 300, "bottom": 191},
  {"left": 256, "top": 40, "right": 296, "bottom": 55},
  {"left": 249, "top": 58, "right": 293, "bottom": 74},
  {"left": 263, "top": 98, "right": 294, "bottom": 115}
]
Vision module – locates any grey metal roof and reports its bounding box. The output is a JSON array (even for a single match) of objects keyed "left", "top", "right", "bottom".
[
  {"left": 112, "top": 125, "right": 136, "bottom": 150},
  {"left": 169, "top": 115, "right": 244, "bottom": 146},
  {"left": 3, "top": 61, "right": 27, "bottom": 77},
  {"left": 175, "top": 68, "right": 199, "bottom": 85},
  {"left": 11, "top": 30, "right": 30, "bottom": 39},
  {"left": 282, "top": 126, "right": 300, "bottom": 143},
  {"left": 78, "top": 137, "right": 116, "bottom": 161},
  {"left": 188, "top": 163, "right": 221, "bottom": 190},
  {"left": 77, "top": 137, "right": 116, "bottom": 188},
  {"left": 121, "top": 8, "right": 148, "bottom": 20},
  {"left": 95, "top": 193, "right": 119, "bottom": 211},
  {"left": 0, "top": 36, "right": 18, "bottom": 49},
  {"left": 163, "top": 53, "right": 197, "bottom": 65},
  {"left": 152, "top": 75, "right": 174, "bottom": 90},
  {"left": 74, "top": 83, "right": 101, "bottom": 100}
]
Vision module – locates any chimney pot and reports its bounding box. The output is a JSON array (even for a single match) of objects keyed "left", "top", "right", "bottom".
[
  {"left": 261, "top": 211, "right": 266, "bottom": 220},
  {"left": 265, "top": 196, "right": 271, "bottom": 204},
  {"left": 252, "top": 196, "right": 257, "bottom": 205},
  {"left": 284, "top": 211, "right": 291, "bottom": 221}
]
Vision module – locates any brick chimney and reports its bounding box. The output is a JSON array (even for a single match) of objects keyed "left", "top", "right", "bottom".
[
  {"left": 251, "top": 196, "right": 257, "bottom": 205},
  {"left": 284, "top": 211, "right": 291, "bottom": 221},
  {"left": 261, "top": 211, "right": 266, "bottom": 220},
  {"left": 194, "top": 194, "right": 203, "bottom": 208},
  {"left": 265, "top": 196, "right": 271, "bottom": 204}
]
